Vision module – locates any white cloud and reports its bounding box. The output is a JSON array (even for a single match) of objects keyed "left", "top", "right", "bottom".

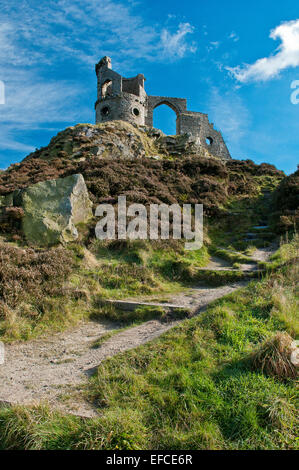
[
  {"left": 0, "top": 0, "right": 196, "bottom": 67},
  {"left": 0, "top": 75, "right": 83, "bottom": 125},
  {"left": 0, "top": 132, "right": 35, "bottom": 154},
  {"left": 228, "top": 32, "right": 239, "bottom": 42},
  {"left": 160, "top": 23, "right": 197, "bottom": 59},
  {"left": 0, "top": 0, "right": 197, "bottom": 156},
  {"left": 228, "top": 19, "right": 299, "bottom": 82},
  {"left": 207, "top": 41, "right": 220, "bottom": 53}
]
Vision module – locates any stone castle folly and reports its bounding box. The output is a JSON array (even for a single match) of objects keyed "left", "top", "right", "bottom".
[{"left": 95, "top": 56, "right": 231, "bottom": 160}]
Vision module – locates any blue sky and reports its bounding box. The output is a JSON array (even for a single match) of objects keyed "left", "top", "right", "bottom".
[{"left": 0, "top": 0, "right": 298, "bottom": 174}]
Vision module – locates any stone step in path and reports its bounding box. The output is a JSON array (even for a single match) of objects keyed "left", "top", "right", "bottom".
[
  {"left": 204, "top": 253, "right": 263, "bottom": 271},
  {"left": 243, "top": 226, "right": 275, "bottom": 241},
  {"left": 101, "top": 299, "right": 188, "bottom": 314},
  {"left": 195, "top": 267, "right": 262, "bottom": 273}
]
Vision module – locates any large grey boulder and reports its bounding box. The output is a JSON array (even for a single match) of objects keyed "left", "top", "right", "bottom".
[{"left": 21, "top": 174, "right": 93, "bottom": 246}]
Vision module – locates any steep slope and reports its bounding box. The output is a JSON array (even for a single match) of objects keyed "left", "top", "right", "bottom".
[
  {"left": 0, "top": 122, "right": 297, "bottom": 451},
  {"left": 0, "top": 121, "right": 288, "bottom": 341},
  {"left": 271, "top": 167, "right": 299, "bottom": 232},
  {"left": 0, "top": 121, "right": 284, "bottom": 217}
]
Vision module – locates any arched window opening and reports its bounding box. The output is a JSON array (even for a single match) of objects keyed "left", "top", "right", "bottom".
[
  {"left": 101, "top": 80, "right": 112, "bottom": 98},
  {"left": 153, "top": 104, "right": 177, "bottom": 135},
  {"left": 206, "top": 137, "right": 213, "bottom": 146}
]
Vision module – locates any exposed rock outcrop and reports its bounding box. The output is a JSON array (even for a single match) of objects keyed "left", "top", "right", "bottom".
[
  {"left": 20, "top": 121, "right": 215, "bottom": 165},
  {"left": 20, "top": 174, "right": 92, "bottom": 245},
  {"left": 0, "top": 174, "right": 92, "bottom": 245}
]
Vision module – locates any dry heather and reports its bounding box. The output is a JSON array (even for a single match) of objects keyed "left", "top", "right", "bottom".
[
  {"left": 272, "top": 167, "right": 299, "bottom": 232},
  {"left": 0, "top": 244, "right": 73, "bottom": 339},
  {"left": 0, "top": 122, "right": 284, "bottom": 219}
]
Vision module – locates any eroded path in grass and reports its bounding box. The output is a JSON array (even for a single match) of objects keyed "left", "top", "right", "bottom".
[
  {"left": 0, "top": 245, "right": 277, "bottom": 418},
  {"left": 0, "top": 283, "right": 245, "bottom": 418}
]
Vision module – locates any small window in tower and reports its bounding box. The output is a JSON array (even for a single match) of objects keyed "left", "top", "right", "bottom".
[
  {"left": 101, "top": 80, "right": 112, "bottom": 98},
  {"left": 101, "top": 106, "right": 110, "bottom": 116},
  {"left": 206, "top": 137, "right": 213, "bottom": 146},
  {"left": 133, "top": 107, "right": 140, "bottom": 116}
]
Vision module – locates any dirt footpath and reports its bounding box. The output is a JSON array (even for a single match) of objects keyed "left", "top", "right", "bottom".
[{"left": 0, "top": 282, "right": 245, "bottom": 417}]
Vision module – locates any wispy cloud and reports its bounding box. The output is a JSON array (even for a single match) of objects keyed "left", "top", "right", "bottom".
[
  {"left": 0, "top": 76, "right": 83, "bottom": 125},
  {"left": 228, "top": 31, "right": 239, "bottom": 42},
  {"left": 0, "top": 132, "right": 35, "bottom": 154},
  {"left": 227, "top": 19, "right": 299, "bottom": 82},
  {"left": 0, "top": 0, "right": 197, "bottom": 67},
  {"left": 0, "top": 0, "right": 197, "bottom": 158},
  {"left": 207, "top": 88, "right": 251, "bottom": 153},
  {"left": 160, "top": 23, "right": 197, "bottom": 59},
  {"left": 206, "top": 41, "right": 220, "bottom": 53}
]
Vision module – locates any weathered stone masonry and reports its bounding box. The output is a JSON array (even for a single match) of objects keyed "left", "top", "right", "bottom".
[{"left": 95, "top": 56, "right": 231, "bottom": 160}]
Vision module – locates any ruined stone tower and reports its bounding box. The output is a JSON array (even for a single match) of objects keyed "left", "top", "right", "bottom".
[{"left": 95, "top": 56, "right": 231, "bottom": 160}]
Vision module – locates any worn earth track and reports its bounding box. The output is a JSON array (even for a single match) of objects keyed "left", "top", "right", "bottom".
[{"left": 0, "top": 247, "right": 274, "bottom": 418}]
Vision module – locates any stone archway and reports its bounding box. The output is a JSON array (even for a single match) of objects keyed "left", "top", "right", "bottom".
[
  {"left": 152, "top": 101, "right": 179, "bottom": 135},
  {"left": 153, "top": 99, "right": 180, "bottom": 116},
  {"left": 146, "top": 95, "right": 187, "bottom": 133}
]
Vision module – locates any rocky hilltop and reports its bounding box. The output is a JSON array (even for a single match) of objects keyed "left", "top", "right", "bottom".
[{"left": 0, "top": 120, "right": 289, "bottom": 245}]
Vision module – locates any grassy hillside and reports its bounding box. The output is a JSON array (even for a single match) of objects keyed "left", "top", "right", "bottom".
[
  {"left": 0, "top": 121, "right": 297, "bottom": 450},
  {"left": 0, "top": 121, "right": 287, "bottom": 341},
  {"left": 272, "top": 167, "right": 299, "bottom": 232},
  {"left": 0, "top": 235, "right": 297, "bottom": 450}
]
